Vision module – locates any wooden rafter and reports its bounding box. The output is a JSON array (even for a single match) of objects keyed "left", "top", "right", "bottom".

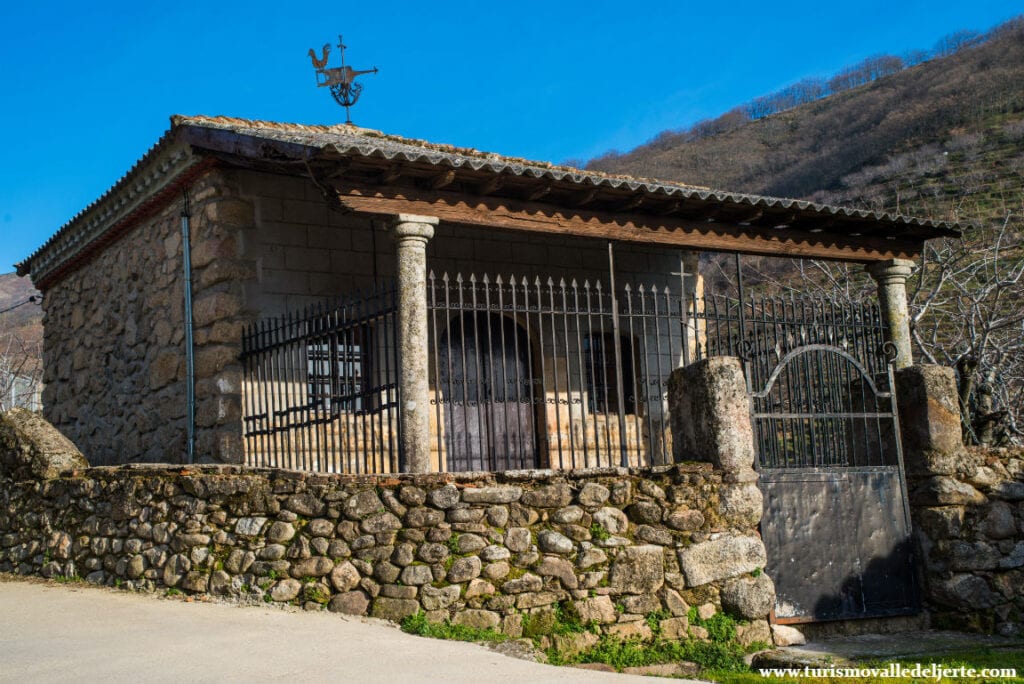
[
  {"left": 476, "top": 175, "right": 503, "bottom": 195},
  {"left": 617, "top": 194, "right": 644, "bottom": 212},
  {"left": 656, "top": 200, "right": 680, "bottom": 216},
  {"left": 525, "top": 183, "right": 552, "bottom": 202},
  {"left": 429, "top": 169, "right": 457, "bottom": 190},
  {"left": 380, "top": 163, "right": 403, "bottom": 185},
  {"left": 735, "top": 209, "right": 764, "bottom": 225},
  {"left": 573, "top": 188, "right": 599, "bottom": 207}
]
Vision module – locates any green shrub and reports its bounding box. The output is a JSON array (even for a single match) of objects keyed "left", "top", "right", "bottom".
[
  {"left": 400, "top": 612, "right": 508, "bottom": 644},
  {"left": 558, "top": 633, "right": 750, "bottom": 673},
  {"left": 688, "top": 608, "right": 738, "bottom": 643},
  {"left": 522, "top": 602, "right": 587, "bottom": 639}
]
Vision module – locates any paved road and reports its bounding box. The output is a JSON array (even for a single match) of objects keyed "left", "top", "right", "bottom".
[{"left": 0, "top": 577, "right": 699, "bottom": 683}]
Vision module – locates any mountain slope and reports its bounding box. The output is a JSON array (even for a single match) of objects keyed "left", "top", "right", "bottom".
[
  {"left": 589, "top": 21, "right": 1024, "bottom": 220},
  {"left": 591, "top": 23, "right": 1024, "bottom": 443}
]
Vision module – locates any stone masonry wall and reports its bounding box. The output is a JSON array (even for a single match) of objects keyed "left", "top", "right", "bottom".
[
  {"left": 38, "top": 167, "right": 259, "bottom": 466},
  {"left": 0, "top": 463, "right": 774, "bottom": 647},
  {"left": 187, "top": 169, "right": 258, "bottom": 465},
  {"left": 897, "top": 365, "right": 1024, "bottom": 637},
  {"left": 909, "top": 445, "right": 1024, "bottom": 636},
  {"left": 41, "top": 197, "right": 187, "bottom": 465}
]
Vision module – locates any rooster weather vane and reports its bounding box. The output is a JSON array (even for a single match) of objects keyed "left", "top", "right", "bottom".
[{"left": 308, "top": 36, "right": 378, "bottom": 124}]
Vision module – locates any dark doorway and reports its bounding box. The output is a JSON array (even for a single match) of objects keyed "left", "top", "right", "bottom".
[{"left": 439, "top": 313, "right": 538, "bottom": 471}]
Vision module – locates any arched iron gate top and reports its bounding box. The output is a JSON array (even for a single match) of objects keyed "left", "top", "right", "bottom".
[
  {"left": 747, "top": 341, "right": 904, "bottom": 471},
  {"left": 746, "top": 342, "right": 897, "bottom": 400}
]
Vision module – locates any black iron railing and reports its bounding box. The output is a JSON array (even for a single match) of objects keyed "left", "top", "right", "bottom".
[
  {"left": 240, "top": 275, "right": 890, "bottom": 474},
  {"left": 697, "top": 293, "right": 889, "bottom": 384},
  {"left": 427, "top": 272, "right": 695, "bottom": 471},
  {"left": 241, "top": 284, "right": 400, "bottom": 473}
]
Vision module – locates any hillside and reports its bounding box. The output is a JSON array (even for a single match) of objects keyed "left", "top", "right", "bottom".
[
  {"left": 591, "top": 21, "right": 1024, "bottom": 443},
  {"left": 589, "top": 20, "right": 1024, "bottom": 223}
]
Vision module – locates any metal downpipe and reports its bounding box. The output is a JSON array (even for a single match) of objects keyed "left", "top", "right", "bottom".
[{"left": 181, "top": 190, "right": 196, "bottom": 464}]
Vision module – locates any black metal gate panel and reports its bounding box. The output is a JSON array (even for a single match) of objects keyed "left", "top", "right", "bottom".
[
  {"left": 750, "top": 344, "right": 918, "bottom": 623},
  {"left": 428, "top": 271, "right": 687, "bottom": 471},
  {"left": 439, "top": 312, "right": 538, "bottom": 472},
  {"left": 760, "top": 467, "right": 917, "bottom": 622},
  {"left": 240, "top": 285, "right": 401, "bottom": 473}
]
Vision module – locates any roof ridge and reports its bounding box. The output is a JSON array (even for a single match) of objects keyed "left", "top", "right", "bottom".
[{"left": 169, "top": 113, "right": 704, "bottom": 188}]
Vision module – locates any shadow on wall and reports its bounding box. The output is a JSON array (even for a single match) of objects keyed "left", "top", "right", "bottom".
[{"left": 809, "top": 538, "right": 919, "bottom": 623}]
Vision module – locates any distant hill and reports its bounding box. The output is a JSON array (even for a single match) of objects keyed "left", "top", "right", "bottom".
[
  {"left": 0, "top": 272, "right": 43, "bottom": 374},
  {"left": 591, "top": 21, "right": 1024, "bottom": 443},
  {"left": 589, "top": 18, "right": 1024, "bottom": 226}
]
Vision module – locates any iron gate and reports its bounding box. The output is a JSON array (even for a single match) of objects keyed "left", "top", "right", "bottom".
[{"left": 750, "top": 344, "right": 918, "bottom": 623}]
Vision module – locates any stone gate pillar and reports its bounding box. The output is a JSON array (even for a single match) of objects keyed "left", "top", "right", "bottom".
[
  {"left": 667, "top": 356, "right": 757, "bottom": 481},
  {"left": 390, "top": 214, "right": 438, "bottom": 473},
  {"left": 867, "top": 258, "right": 915, "bottom": 369}
]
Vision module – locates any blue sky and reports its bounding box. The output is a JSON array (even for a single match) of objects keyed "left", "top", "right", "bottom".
[{"left": 1, "top": 1, "right": 1019, "bottom": 272}]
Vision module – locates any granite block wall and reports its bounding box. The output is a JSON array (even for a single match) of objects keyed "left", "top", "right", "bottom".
[
  {"left": 0, "top": 463, "right": 773, "bottom": 646},
  {"left": 898, "top": 365, "right": 1024, "bottom": 637}
]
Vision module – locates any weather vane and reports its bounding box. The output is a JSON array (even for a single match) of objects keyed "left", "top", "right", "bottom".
[{"left": 308, "top": 35, "right": 378, "bottom": 124}]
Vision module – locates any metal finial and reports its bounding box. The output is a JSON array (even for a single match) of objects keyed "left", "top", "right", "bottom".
[{"left": 308, "top": 35, "right": 378, "bottom": 124}]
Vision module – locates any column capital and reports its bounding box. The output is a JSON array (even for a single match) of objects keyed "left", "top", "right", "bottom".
[
  {"left": 389, "top": 214, "right": 438, "bottom": 242},
  {"left": 866, "top": 258, "right": 916, "bottom": 369},
  {"left": 865, "top": 258, "right": 915, "bottom": 284}
]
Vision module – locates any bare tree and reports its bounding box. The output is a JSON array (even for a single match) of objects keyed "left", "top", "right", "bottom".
[
  {"left": 0, "top": 332, "right": 42, "bottom": 412},
  {"left": 738, "top": 215, "right": 1024, "bottom": 445},
  {"left": 907, "top": 214, "right": 1024, "bottom": 444},
  {"left": 933, "top": 29, "right": 984, "bottom": 57}
]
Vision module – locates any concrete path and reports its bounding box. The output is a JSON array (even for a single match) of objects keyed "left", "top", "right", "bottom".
[
  {"left": 757, "top": 630, "right": 1024, "bottom": 669},
  {"left": 0, "top": 577, "right": 701, "bottom": 684}
]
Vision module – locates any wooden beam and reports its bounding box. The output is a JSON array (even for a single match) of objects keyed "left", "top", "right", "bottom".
[
  {"left": 324, "top": 159, "right": 352, "bottom": 179},
  {"left": 429, "top": 169, "right": 456, "bottom": 190},
  {"left": 525, "top": 183, "right": 552, "bottom": 202},
  {"left": 331, "top": 181, "right": 922, "bottom": 262},
  {"left": 770, "top": 213, "right": 799, "bottom": 229},
  {"left": 788, "top": 216, "right": 840, "bottom": 234},
  {"left": 380, "top": 163, "right": 403, "bottom": 185},
  {"left": 656, "top": 200, "right": 680, "bottom": 216},
  {"left": 617, "top": 194, "right": 644, "bottom": 212},
  {"left": 574, "top": 188, "right": 598, "bottom": 207},
  {"left": 735, "top": 209, "right": 763, "bottom": 225}
]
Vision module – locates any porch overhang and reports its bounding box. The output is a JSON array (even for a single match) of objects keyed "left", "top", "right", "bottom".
[
  {"left": 170, "top": 115, "right": 959, "bottom": 263},
  {"left": 330, "top": 180, "right": 924, "bottom": 263},
  {"left": 19, "top": 114, "right": 964, "bottom": 289}
]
